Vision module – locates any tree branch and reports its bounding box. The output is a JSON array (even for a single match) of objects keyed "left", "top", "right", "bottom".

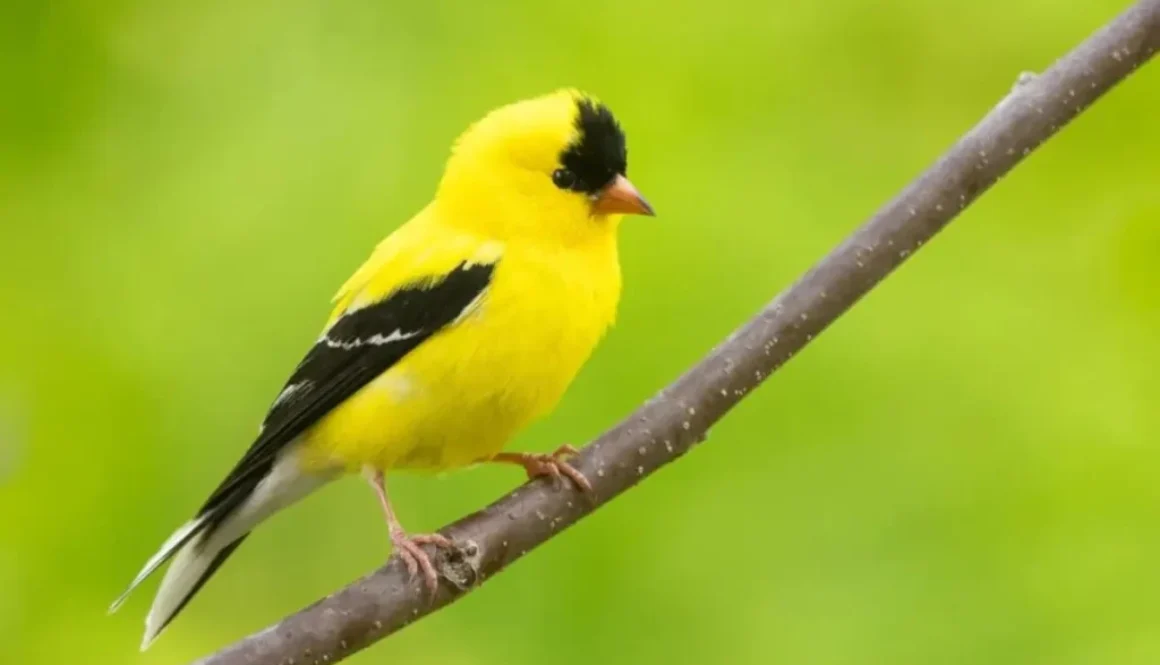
[{"left": 195, "top": 3, "right": 1159, "bottom": 663}]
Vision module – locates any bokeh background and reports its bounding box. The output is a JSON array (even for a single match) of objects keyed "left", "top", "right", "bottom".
[{"left": 2, "top": 0, "right": 1158, "bottom": 663}]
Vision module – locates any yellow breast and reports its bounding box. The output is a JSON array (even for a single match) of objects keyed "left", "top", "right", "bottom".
[{"left": 299, "top": 228, "right": 621, "bottom": 473}]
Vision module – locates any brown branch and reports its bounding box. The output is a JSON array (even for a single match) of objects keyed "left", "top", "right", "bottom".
[{"left": 194, "top": 3, "right": 1159, "bottom": 663}]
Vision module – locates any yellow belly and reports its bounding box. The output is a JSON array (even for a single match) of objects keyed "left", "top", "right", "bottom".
[{"left": 298, "top": 243, "right": 620, "bottom": 473}]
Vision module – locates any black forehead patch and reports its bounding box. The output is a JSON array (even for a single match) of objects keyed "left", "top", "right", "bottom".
[{"left": 558, "top": 98, "right": 627, "bottom": 194}]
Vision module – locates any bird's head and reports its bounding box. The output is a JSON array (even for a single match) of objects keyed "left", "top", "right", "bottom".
[{"left": 436, "top": 89, "right": 653, "bottom": 245}]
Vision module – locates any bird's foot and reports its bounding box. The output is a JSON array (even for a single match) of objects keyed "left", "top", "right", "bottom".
[
  {"left": 389, "top": 529, "right": 456, "bottom": 598},
  {"left": 492, "top": 445, "right": 593, "bottom": 494}
]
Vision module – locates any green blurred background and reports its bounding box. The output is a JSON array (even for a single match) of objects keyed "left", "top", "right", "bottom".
[{"left": 2, "top": 0, "right": 1158, "bottom": 663}]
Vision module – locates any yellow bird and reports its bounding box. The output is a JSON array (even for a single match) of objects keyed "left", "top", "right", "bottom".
[{"left": 110, "top": 89, "right": 654, "bottom": 649}]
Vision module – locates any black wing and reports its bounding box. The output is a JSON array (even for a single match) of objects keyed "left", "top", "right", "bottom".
[{"left": 196, "top": 260, "right": 496, "bottom": 528}]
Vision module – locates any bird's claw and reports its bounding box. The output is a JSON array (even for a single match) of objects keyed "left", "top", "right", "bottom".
[
  {"left": 389, "top": 531, "right": 455, "bottom": 599},
  {"left": 518, "top": 445, "right": 593, "bottom": 494}
]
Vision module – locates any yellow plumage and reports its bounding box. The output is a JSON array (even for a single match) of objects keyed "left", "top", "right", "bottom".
[
  {"left": 114, "top": 88, "right": 653, "bottom": 649},
  {"left": 304, "top": 89, "right": 631, "bottom": 471},
  {"left": 303, "top": 202, "right": 621, "bottom": 471}
]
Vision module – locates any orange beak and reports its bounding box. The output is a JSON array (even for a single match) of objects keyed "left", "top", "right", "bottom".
[{"left": 591, "top": 174, "right": 655, "bottom": 217}]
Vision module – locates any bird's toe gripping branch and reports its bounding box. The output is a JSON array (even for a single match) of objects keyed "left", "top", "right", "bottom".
[
  {"left": 388, "top": 532, "right": 455, "bottom": 597},
  {"left": 490, "top": 445, "right": 594, "bottom": 495}
]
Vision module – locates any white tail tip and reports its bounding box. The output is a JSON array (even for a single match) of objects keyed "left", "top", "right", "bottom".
[{"left": 109, "top": 517, "right": 207, "bottom": 615}]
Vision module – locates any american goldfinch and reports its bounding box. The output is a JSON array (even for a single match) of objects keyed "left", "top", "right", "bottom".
[{"left": 110, "top": 89, "right": 654, "bottom": 649}]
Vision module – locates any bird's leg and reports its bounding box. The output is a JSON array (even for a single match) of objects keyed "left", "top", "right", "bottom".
[
  {"left": 362, "top": 467, "right": 454, "bottom": 597},
  {"left": 488, "top": 444, "right": 593, "bottom": 494}
]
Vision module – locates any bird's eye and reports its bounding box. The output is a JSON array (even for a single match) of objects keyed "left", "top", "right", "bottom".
[{"left": 552, "top": 168, "right": 578, "bottom": 191}]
